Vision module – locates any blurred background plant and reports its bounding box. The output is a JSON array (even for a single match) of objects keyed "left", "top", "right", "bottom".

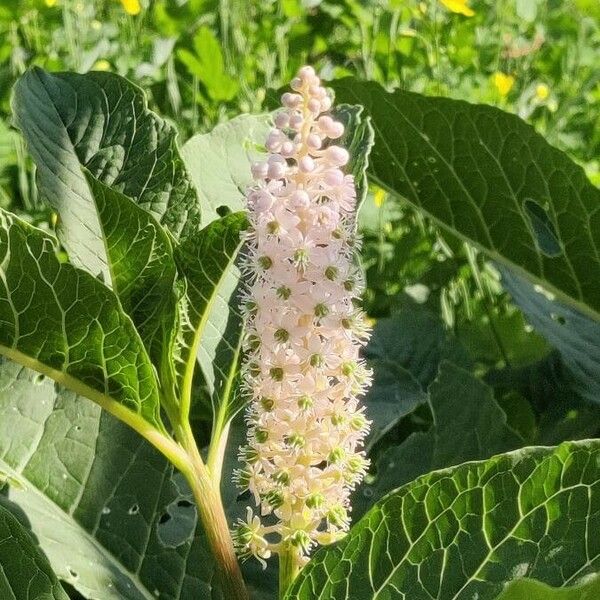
[{"left": 2, "top": 0, "right": 600, "bottom": 460}]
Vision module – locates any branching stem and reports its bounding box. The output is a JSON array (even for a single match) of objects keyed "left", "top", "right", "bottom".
[{"left": 177, "top": 421, "right": 249, "bottom": 600}]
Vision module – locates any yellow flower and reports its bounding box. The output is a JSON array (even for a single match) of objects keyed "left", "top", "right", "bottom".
[
  {"left": 374, "top": 188, "right": 386, "bottom": 208},
  {"left": 45, "top": 0, "right": 57, "bottom": 6},
  {"left": 535, "top": 83, "right": 550, "bottom": 101},
  {"left": 439, "top": 0, "right": 475, "bottom": 17},
  {"left": 121, "top": 0, "right": 141, "bottom": 16},
  {"left": 93, "top": 59, "right": 111, "bottom": 71},
  {"left": 492, "top": 72, "right": 515, "bottom": 97}
]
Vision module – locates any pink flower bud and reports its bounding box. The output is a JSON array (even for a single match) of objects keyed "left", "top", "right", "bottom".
[
  {"left": 289, "top": 114, "right": 304, "bottom": 130},
  {"left": 251, "top": 161, "right": 268, "bottom": 179},
  {"left": 298, "top": 65, "right": 316, "bottom": 80},
  {"left": 306, "top": 133, "right": 322, "bottom": 150},
  {"left": 281, "top": 92, "right": 302, "bottom": 108},
  {"left": 307, "top": 98, "right": 321, "bottom": 114},
  {"left": 324, "top": 169, "right": 345, "bottom": 186},
  {"left": 298, "top": 156, "right": 315, "bottom": 172},
  {"left": 325, "top": 146, "right": 349, "bottom": 166},
  {"left": 328, "top": 121, "right": 345, "bottom": 139},
  {"left": 274, "top": 112, "right": 290, "bottom": 128}
]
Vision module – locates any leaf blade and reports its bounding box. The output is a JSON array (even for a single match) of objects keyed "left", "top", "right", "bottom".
[
  {"left": 12, "top": 67, "right": 201, "bottom": 277},
  {"left": 333, "top": 78, "right": 600, "bottom": 320},
  {"left": 0, "top": 359, "right": 222, "bottom": 600},
  {"left": 287, "top": 440, "right": 600, "bottom": 599},
  {"left": 0, "top": 208, "right": 164, "bottom": 431},
  {"left": 0, "top": 503, "right": 69, "bottom": 600}
]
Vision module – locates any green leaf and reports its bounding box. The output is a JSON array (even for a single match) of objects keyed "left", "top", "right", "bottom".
[
  {"left": 175, "top": 212, "right": 247, "bottom": 420},
  {"left": 0, "top": 208, "right": 164, "bottom": 431},
  {"left": 287, "top": 439, "right": 600, "bottom": 599},
  {"left": 500, "top": 267, "right": 600, "bottom": 404},
  {"left": 497, "top": 575, "right": 600, "bottom": 599},
  {"left": 0, "top": 503, "right": 69, "bottom": 600},
  {"left": 355, "top": 362, "right": 522, "bottom": 519},
  {"left": 0, "top": 359, "right": 222, "bottom": 600},
  {"left": 12, "top": 67, "right": 200, "bottom": 277},
  {"left": 332, "top": 79, "right": 600, "bottom": 320},
  {"left": 364, "top": 360, "right": 425, "bottom": 449},
  {"left": 177, "top": 26, "right": 239, "bottom": 102},
  {"left": 85, "top": 172, "right": 179, "bottom": 384},
  {"left": 182, "top": 114, "right": 271, "bottom": 226},
  {"left": 364, "top": 308, "right": 470, "bottom": 388}
]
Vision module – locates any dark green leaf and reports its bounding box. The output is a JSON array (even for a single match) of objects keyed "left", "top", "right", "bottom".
[
  {"left": 333, "top": 78, "right": 600, "bottom": 320},
  {"left": 364, "top": 360, "right": 426, "bottom": 449},
  {"left": 287, "top": 439, "right": 600, "bottom": 599},
  {"left": 0, "top": 503, "right": 68, "bottom": 600},
  {"left": 356, "top": 362, "right": 522, "bottom": 518},
  {"left": 12, "top": 68, "right": 200, "bottom": 277},
  {"left": 364, "top": 308, "right": 470, "bottom": 388},
  {"left": 85, "top": 172, "right": 178, "bottom": 381}
]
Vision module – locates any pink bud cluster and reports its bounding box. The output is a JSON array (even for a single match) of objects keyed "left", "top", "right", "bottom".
[{"left": 233, "top": 66, "right": 372, "bottom": 569}]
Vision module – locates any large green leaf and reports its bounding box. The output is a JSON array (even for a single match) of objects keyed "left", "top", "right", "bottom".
[
  {"left": 86, "top": 172, "right": 179, "bottom": 383},
  {"left": 0, "top": 208, "right": 164, "bottom": 431},
  {"left": 12, "top": 68, "right": 200, "bottom": 277},
  {"left": 181, "top": 114, "right": 270, "bottom": 226},
  {"left": 0, "top": 359, "right": 222, "bottom": 600},
  {"left": 287, "top": 439, "right": 600, "bottom": 599},
  {"left": 362, "top": 308, "right": 469, "bottom": 448},
  {"left": 0, "top": 502, "right": 68, "bottom": 600},
  {"left": 500, "top": 267, "right": 600, "bottom": 404},
  {"left": 333, "top": 78, "right": 600, "bottom": 321},
  {"left": 364, "top": 308, "right": 470, "bottom": 388},
  {"left": 355, "top": 362, "right": 522, "bottom": 518}
]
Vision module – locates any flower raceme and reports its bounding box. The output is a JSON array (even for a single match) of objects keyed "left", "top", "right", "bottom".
[{"left": 233, "top": 66, "right": 372, "bottom": 570}]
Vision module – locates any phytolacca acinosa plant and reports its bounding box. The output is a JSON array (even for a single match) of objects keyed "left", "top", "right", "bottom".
[{"left": 233, "top": 66, "right": 372, "bottom": 579}]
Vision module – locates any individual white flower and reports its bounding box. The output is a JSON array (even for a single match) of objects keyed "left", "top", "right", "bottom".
[{"left": 234, "top": 65, "right": 372, "bottom": 570}]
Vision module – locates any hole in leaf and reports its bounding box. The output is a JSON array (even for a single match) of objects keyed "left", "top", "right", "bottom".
[
  {"left": 523, "top": 198, "right": 562, "bottom": 257},
  {"left": 68, "top": 568, "right": 78, "bottom": 579},
  {"left": 157, "top": 497, "right": 197, "bottom": 548},
  {"left": 128, "top": 504, "right": 140, "bottom": 515},
  {"left": 34, "top": 373, "right": 45, "bottom": 385},
  {"left": 551, "top": 313, "right": 566, "bottom": 325},
  {"left": 216, "top": 205, "right": 231, "bottom": 217}
]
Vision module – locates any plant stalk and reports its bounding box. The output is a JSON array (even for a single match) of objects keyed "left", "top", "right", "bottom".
[
  {"left": 279, "top": 545, "right": 301, "bottom": 599},
  {"left": 177, "top": 422, "right": 249, "bottom": 600}
]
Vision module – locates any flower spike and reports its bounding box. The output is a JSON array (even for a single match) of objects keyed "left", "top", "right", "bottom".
[{"left": 235, "top": 66, "right": 372, "bottom": 571}]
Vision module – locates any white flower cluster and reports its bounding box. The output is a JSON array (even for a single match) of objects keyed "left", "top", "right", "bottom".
[{"left": 233, "top": 66, "right": 372, "bottom": 569}]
